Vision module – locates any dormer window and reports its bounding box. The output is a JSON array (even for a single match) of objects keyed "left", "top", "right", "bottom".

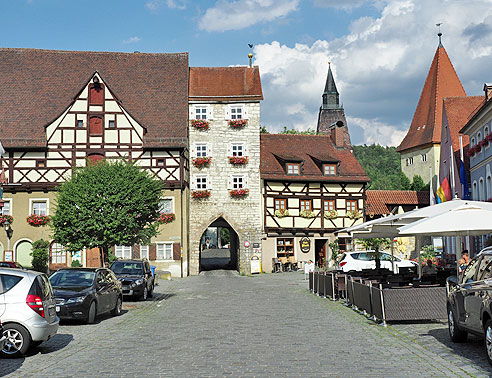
[
  {"left": 286, "top": 163, "right": 300, "bottom": 175},
  {"left": 323, "top": 164, "right": 336, "bottom": 175}
]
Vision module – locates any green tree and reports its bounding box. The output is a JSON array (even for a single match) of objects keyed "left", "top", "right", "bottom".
[
  {"left": 51, "top": 159, "right": 163, "bottom": 266},
  {"left": 31, "top": 239, "right": 50, "bottom": 273},
  {"left": 357, "top": 238, "right": 390, "bottom": 270},
  {"left": 280, "top": 126, "right": 317, "bottom": 135},
  {"left": 327, "top": 238, "right": 340, "bottom": 267},
  {"left": 220, "top": 228, "right": 230, "bottom": 246},
  {"left": 411, "top": 175, "right": 426, "bottom": 191},
  {"left": 400, "top": 172, "right": 411, "bottom": 190},
  {"left": 260, "top": 126, "right": 269, "bottom": 134}
]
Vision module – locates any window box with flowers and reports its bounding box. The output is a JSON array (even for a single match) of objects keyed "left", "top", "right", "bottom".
[
  {"left": 468, "top": 147, "right": 475, "bottom": 157},
  {"left": 192, "top": 157, "right": 212, "bottom": 168},
  {"left": 486, "top": 133, "right": 492, "bottom": 143},
  {"left": 346, "top": 210, "right": 362, "bottom": 220},
  {"left": 324, "top": 210, "right": 338, "bottom": 220},
  {"left": 191, "top": 190, "right": 211, "bottom": 199},
  {"left": 228, "top": 119, "right": 248, "bottom": 129},
  {"left": 190, "top": 119, "right": 210, "bottom": 131},
  {"left": 300, "top": 210, "right": 316, "bottom": 219},
  {"left": 229, "top": 188, "right": 249, "bottom": 198},
  {"left": 274, "top": 209, "right": 289, "bottom": 218},
  {"left": 27, "top": 214, "right": 50, "bottom": 227},
  {"left": 158, "top": 213, "right": 175, "bottom": 224},
  {"left": 476, "top": 143, "right": 482, "bottom": 153},
  {"left": 228, "top": 156, "right": 248, "bottom": 165},
  {"left": 0, "top": 215, "right": 13, "bottom": 226},
  {"left": 480, "top": 139, "right": 488, "bottom": 148}
]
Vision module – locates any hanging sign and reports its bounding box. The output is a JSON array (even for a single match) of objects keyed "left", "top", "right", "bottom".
[{"left": 299, "top": 237, "right": 311, "bottom": 253}]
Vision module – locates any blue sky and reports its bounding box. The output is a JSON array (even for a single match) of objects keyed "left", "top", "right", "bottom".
[{"left": 2, "top": 0, "right": 492, "bottom": 146}]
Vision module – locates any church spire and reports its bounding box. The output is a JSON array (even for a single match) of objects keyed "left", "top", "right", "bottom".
[{"left": 322, "top": 62, "right": 340, "bottom": 109}]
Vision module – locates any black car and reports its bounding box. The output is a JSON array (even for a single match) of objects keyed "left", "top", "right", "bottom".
[
  {"left": 447, "top": 247, "right": 492, "bottom": 365},
  {"left": 110, "top": 259, "right": 154, "bottom": 300},
  {"left": 49, "top": 268, "right": 123, "bottom": 324}
]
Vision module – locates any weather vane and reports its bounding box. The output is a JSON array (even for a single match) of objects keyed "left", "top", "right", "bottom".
[{"left": 436, "top": 23, "right": 443, "bottom": 45}]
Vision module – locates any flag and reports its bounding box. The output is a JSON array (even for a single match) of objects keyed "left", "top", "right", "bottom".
[
  {"left": 437, "top": 177, "right": 452, "bottom": 202},
  {"left": 460, "top": 159, "right": 470, "bottom": 199},
  {"left": 430, "top": 188, "right": 436, "bottom": 205},
  {"left": 436, "top": 185, "right": 446, "bottom": 203}
]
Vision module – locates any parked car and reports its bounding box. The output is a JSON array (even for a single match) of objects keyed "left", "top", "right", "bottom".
[
  {"left": 447, "top": 247, "right": 492, "bottom": 365},
  {"left": 0, "top": 320, "right": 6, "bottom": 352},
  {"left": 0, "top": 268, "right": 59, "bottom": 358},
  {"left": 110, "top": 259, "right": 154, "bottom": 300},
  {"left": 0, "top": 262, "right": 23, "bottom": 269},
  {"left": 339, "top": 251, "right": 418, "bottom": 273},
  {"left": 49, "top": 268, "right": 122, "bottom": 324}
]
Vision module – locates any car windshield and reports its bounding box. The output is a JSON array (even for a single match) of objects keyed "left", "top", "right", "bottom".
[
  {"left": 111, "top": 262, "right": 144, "bottom": 275},
  {"left": 49, "top": 270, "right": 95, "bottom": 288}
]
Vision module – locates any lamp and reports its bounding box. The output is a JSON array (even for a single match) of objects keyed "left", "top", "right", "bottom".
[{"left": 4, "top": 220, "right": 13, "bottom": 251}]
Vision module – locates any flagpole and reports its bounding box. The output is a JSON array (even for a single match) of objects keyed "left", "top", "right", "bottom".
[{"left": 450, "top": 144, "right": 456, "bottom": 198}]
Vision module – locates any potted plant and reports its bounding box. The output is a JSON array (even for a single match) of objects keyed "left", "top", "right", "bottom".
[
  {"left": 300, "top": 210, "right": 316, "bottom": 219},
  {"left": 26, "top": 214, "right": 50, "bottom": 227},
  {"left": 346, "top": 210, "right": 362, "bottom": 220},
  {"left": 0, "top": 214, "right": 13, "bottom": 226},
  {"left": 191, "top": 190, "right": 211, "bottom": 199},
  {"left": 158, "top": 213, "right": 176, "bottom": 224},
  {"left": 229, "top": 188, "right": 249, "bottom": 198},
  {"left": 324, "top": 210, "right": 338, "bottom": 220},
  {"left": 228, "top": 156, "right": 248, "bottom": 165},
  {"left": 190, "top": 119, "right": 210, "bottom": 130},
  {"left": 228, "top": 119, "right": 248, "bottom": 128},
  {"left": 274, "top": 209, "right": 289, "bottom": 218},
  {"left": 192, "top": 157, "right": 212, "bottom": 168}
]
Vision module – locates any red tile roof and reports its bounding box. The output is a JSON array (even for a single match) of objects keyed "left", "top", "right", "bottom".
[
  {"left": 189, "top": 66, "right": 263, "bottom": 102},
  {"left": 260, "top": 134, "right": 370, "bottom": 182},
  {"left": 366, "top": 190, "right": 430, "bottom": 215},
  {"left": 0, "top": 48, "right": 189, "bottom": 149},
  {"left": 397, "top": 45, "right": 466, "bottom": 152}
]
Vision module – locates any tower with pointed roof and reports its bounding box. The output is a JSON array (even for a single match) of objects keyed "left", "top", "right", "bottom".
[
  {"left": 397, "top": 33, "right": 466, "bottom": 186},
  {"left": 317, "top": 63, "right": 352, "bottom": 147}
]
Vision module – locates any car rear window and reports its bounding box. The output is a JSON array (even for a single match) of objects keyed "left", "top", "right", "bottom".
[
  {"left": 350, "top": 253, "right": 360, "bottom": 260},
  {"left": 0, "top": 274, "right": 23, "bottom": 294},
  {"left": 29, "top": 275, "right": 54, "bottom": 300},
  {"left": 111, "top": 261, "right": 144, "bottom": 275}
]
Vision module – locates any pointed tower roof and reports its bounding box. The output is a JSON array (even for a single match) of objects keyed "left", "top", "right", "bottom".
[
  {"left": 321, "top": 62, "right": 340, "bottom": 109},
  {"left": 396, "top": 38, "right": 466, "bottom": 152}
]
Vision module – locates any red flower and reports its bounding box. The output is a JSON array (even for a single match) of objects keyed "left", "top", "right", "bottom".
[
  {"left": 26, "top": 214, "right": 50, "bottom": 227},
  {"left": 190, "top": 119, "right": 210, "bottom": 130},
  {"left": 191, "top": 190, "right": 211, "bottom": 199},
  {"left": 192, "top": 157, "right": 212, "bottom": 168},
  {"left": 228, "top": 156, "right": 248, "bottom": 165},
  {"left": 229, "top": 189, "right": 249, "bottom": 198},
  {"left": 0, "top": 215, "right": 13, "bottom": 225},
  {"left": 227, "top": 119, "right": 248, "bottom": 128},
  {"left": 158, "top": 213, "right": 176, "bottom": 224}
]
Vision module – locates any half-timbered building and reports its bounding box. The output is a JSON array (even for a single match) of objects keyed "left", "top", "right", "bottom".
[
  {"left": 0, "top": 48, "right": 189, "bottom": 275},
  {"left": 260, "top": 133, "right": 370, "bottom": 270}
]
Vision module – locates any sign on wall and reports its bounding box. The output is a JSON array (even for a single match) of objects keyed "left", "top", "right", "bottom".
[{"left": 299, "top": 237, "right": 311, "bottom": 253}]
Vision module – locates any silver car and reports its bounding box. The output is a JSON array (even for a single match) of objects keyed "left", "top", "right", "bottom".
[{"left": 0, "top": 268, "right": 59, "bottom": 357}]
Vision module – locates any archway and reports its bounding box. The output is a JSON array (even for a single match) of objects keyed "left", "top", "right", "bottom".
[
  {"left": 199, "top": 217, "right": 239, "bottom": 272},
  {"left": 16, "top": 240, "right": 33, "bottom": 268}
]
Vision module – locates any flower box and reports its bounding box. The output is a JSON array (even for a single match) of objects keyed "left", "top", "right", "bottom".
[
  {"left": 476, "top": 144, "right": 482, "bottom": 153},
  {"left": 229, "top": 188, "right": 249, "bottom": 198},
  {"left": 324, "top": 210, "right": 338, "bottom": 220},
  {"left": 190, "top": 119, "right": 210, "bottom": 130},
  {"left": 26, "top": 214, "right": 50, "bottom": 227},
  {"left": 486, "top": 133, "right": 492, "bottom": 142},
  {"left": 0, "top": 215, "right": 13, "bottom": 226},
  {"left": 468, "top": 148, "right": 475, "bottom": 157},
  {"left": 192, "top": 157, "right": 212, "bottom": 168},
  {"left": 275, "top": 209, "right": 289, "bottom": 218},
  {"left": 191, "top": 190, "right": 211, "bottom": 199},
  {"left": 228, "top": 119, "right": 248, "bottom": 128},
  {"left": 228, "top": 156, "right": 248, "bottom": 165},
  {"left": 158, "top": 213, "right": 175, "bottom": 224},
  {"left": 300, "top": 210, "right": 316, "bottom": 219},
  {"left": 346, "top": 210, "right": 362, "bottom": 220}
]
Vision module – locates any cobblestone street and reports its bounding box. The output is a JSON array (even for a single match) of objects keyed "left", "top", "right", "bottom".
[{"left": 1, "top": 271, "right": 491, "bottom": 377}]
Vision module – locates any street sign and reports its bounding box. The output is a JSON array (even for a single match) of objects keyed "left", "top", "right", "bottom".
[{"left": 244, "top": 241, "right": 250, "bottom": 248}]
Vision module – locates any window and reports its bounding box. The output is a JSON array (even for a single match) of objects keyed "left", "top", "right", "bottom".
[
  {"left": 159, "top": 198, "right": 173, "bottom": 214},
  {"left": 0, "top": 274, "right": 23, "bottom": 294},
  {"left": 196, "top": 176, "right": 208, "bottom": 189},
  {"left": 324, "top": 164, "right": 336, "bottom": 175},
  {"left": 480, "top": 178, "right": 485, "bottom": 201},
  {"left": 89, "top": 116, "right": 103, "bottom": 136},
  {"left": 409, "top": 157, "right": 414, "bottom": 165},
  {"left": 275, "top": 198, "right": 286, "bottom": 211},
  {"left": 232, "top": 143, "right": 244, "bottom": 157},
  {"left": 346, "top": 200, "right": 357, "bottom": 212},
  {"left": 36, "top": 160, "right": 46, "bottom": 168},
  {"left": 338, "top": 237, "right": 354, "bottom": 252},
  {"left": 286, "top": 163, "right": 300, "bottom": 175},
  {"left": 324, "top": 200, "right": 335, "bottom": 212},
  {"left": 115, "top": 245, "right": 132, "bottom": 259},
  {"left": 472, "top": 138, "right": 476, "bottom": 147},
  {"left": 140, "top": 245, "right": 149, "bottom": 260},
  {"left": 300, "top": 199, "right": 312, "bottom": 212},
  {"left": 108, "top": 120, "right": 115, "bottom": 128},
  {"left": 196, "top": 143, "right": 208, "bottom": 157},
  {"left": 462, "top": 257, "right": 480, "bottom": 283},
  {"left": 195, "top": 107, "right": 208, "bottom": 120},
  {"left": 50, "top": 243, "right": 67, "bottom": 265},
  {"left": 1, "top": 199, "right": 10, "bottom": 215},
  {"left": 230, "top": 106, "right": 242, "bottom": 120},
  {"left": 276, "top": 238, "right": 294, "bottom": 258},
  {"left": 31, "top": 200, "right": 48, "bottom": 216},
  {"left": 422, "top": 154, "right": 427, "bottom": 162},
  {"left": 232, "top": 175, "right": 244, "bottom": 189},
  {"left": 76, "top": 120, "right": 84, "bottom": 128},
  {"left": 156, "top": 159, "right": 165, "bottom": 167},
  {"left": 157, "top": 243, "right": 173, "bottom": 260},
  {"left": 478, "top": 132, "right": 482, "bottom": 143}
]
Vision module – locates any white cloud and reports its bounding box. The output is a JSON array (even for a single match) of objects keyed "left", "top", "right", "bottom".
[
  {"left": 123, "top": 36, "right": 142, "bottom": 44},
  {"left": 145, "top": 0, "right": 186, "bottom": 11},
  {"left": 166, "top": 0, "right": 187, "bottom": 9},
  {"left": 256, "top": 0, "right": 492, "bottom": 146},
  {"left": 198, "top": 0, "right": 299, "bottom": 32},
  {"left": 313, "top": 0, "right": 384, "bottom": 10}
]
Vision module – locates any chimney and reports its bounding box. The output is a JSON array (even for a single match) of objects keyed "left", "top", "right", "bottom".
[
  {"left": 330, "top": 121, "right": 345, "bottom": 147},
  {"left": 484, "top": 83, "right": 492, "bottom": 101}
]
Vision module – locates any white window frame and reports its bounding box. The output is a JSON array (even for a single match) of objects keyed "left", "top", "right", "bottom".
[
  {"left": 472, "top": 137, "right": 476, "bottom": 147},
  {"left": 194, "top": 106, "right": 208, "bottom": 120},
  {"left": 229, "top": 105, "right": 243, "bottom": 120},
  {"left": 231, "top": 143, "right": 244, "bottom": 157},
  {"left": 196, "top": 175, "right": 208, "bottom": 190},
  {"left": 232, "top": 175, "right": 244, "bottom": 189},
  {"left": 159, "top": 197, "right": 174, "bottom": 214},
  {"left": 156, "top": 242, "right": 173, "bottom": 261},
  {"left": 115, "top": 245, "right": 132, "bottom": 259},
  {"left": 323, "top": 164, "right": 336, "bottom": 175},
  {"left": 190, "top": 104, "right": 213, "bottom": 121},
  {"left": 140, "top": 245, "right": 149, "bottom": 260},
  {"left": 1, "top": 198, "right": 12, "bottom": 216},
  {"left": 51, "top": 243, "right": 67, "bottom": 264},
  {"left": 196, "top": 143, "right": 208, "bottom": 157},
  {"left": 29, "top": 198, "right": 49, "bottom": 216},
  {"left": 287, "top": 163, "right": 300, "bottom": 175}
]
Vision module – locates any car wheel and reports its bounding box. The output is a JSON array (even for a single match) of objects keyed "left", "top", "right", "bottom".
[
  {"left": 141, "top": 286, "right": 148, "bottom": 301},
  {"left": 111, "top": 296, "right": 122, "bottom": 316},
  {"left": 485, "top": 320, "right": 492, "bottom": 365},
  {"left": 1, "top": 323, "right": 31, "bottom": 358},
  {"left": 86, "top": 301, "right": 97, "bottom": 324},
  {"left": 448, "top": 307, "right": 467, "bottom": 342},
  {"left": 148, "top": 284, "right": 154, "bottom": 298}
]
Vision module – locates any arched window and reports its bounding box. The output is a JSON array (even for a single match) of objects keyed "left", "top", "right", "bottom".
[
  {"left": 472, "top": 137, "right": 476, "bottom": 147},
  {"left": 473, "top": 181, "right": 478, "bottom": 200},
  {"left": 478, "top": 132, "right": 482, "bottom": 143},
  {"left": 480, "top": 178, "right": 485, "bottom": 201},
  {"left": 487, "top": 175, "right": 492, "bottom": 201}
]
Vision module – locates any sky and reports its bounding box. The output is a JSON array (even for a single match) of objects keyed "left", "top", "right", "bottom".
[{"left": 1, "top": 0, "right": 492, "bottom": 146}]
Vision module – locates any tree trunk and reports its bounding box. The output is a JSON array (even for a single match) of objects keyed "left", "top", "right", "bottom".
[
  {"left": 99, "top": 247, "right": 104, "bottom": 268},
  {"left": 375, "top": 246, "right": 381, "bottom": 270}
]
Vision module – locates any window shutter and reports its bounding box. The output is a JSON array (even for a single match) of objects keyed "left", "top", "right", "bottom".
[
  {"left": 191, "top": 176, "right": 197, "bottom": 190},
  {"left": 189, "top": 107, "right": 195, "bottom": 119},
  {"left": 190, "top": 143, "right": 197, "bottom": 158},
  {"left": 244, "top": 174, "right": 249, "bottom": 188},
  {"left": 173, "top": 243, "right": 181, "bottom": 260},
  {"left": 207, "top": 143, "right": 212, "bottom": 157},
  {"left": 227, "top": 143, "right": 232, "bottom": 157},
  {"left": 149, "top": 244, "right": 157, "bottom": 261},
  {"left": 207, "top": 106, "right": 214, "bottom": 120},
  {"left": 227, "top": 175, "right": 232, "bottom": 190},
  {"left": 207, "top": 175, "right": 212, "bottom": 190},
  {"left": 243, "top": 106, "right": 249, "bottom": 120},
  {"left": 225, "top": 106, "right": 231, "bottom": 120}
]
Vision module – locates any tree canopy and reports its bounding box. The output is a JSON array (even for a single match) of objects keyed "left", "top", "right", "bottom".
[{"left": 51, "top": 160, "right": 163, "bottom": 263}]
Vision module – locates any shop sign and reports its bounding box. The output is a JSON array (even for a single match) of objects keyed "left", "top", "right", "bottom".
[
  {"left": 250, "top": 255, "right": 261, "bottom": 274},
  {"left": 4, "top": 250, "right": 13, "bottom": 262},
  {"left": 299, "top": 237, "right": 311, "bottom": 253}
]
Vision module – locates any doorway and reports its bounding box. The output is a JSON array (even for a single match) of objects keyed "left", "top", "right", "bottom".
[
  {"left": 199, "top": 217, "right": 239, "bottom": 271},
  {"left": 315, "top": 239, "right": 328, "bottom": 268}
]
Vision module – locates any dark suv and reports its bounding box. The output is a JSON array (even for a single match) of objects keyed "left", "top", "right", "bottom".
[
  {"left": 110, "top": 259, "right": 154, "bottom": 300},
  {"left": 447, "top": 247, "right": 492, "bottom": 365}
]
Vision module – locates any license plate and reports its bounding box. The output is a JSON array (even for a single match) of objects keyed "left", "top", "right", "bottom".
[
  {"left": 123, "top": 286, "right": 129, "bottom": 290},
  {"left": 56, "top": 306, "right": 60, "bottom": 312}
]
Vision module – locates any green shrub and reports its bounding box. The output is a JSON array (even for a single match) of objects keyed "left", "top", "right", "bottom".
[
  {"left": 31, "top": 239, "right": 50, "bottom": 273},
  {"left": 71, "top": 260, "right": 82, "bottom": 267}
]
